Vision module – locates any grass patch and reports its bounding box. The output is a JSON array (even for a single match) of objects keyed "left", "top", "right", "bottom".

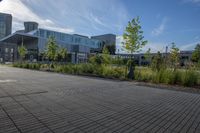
[{"left": 13, "top": 62, "right": 200, "bottom": 87}]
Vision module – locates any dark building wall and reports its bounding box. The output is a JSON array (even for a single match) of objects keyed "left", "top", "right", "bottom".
[
  {"left": 24, "top": 22, "right": 38, "bottom": 33},
  {"left": 0, "top": 42, "right": 17, "bottom": 62},
  {"left": 91, "top": 34, "right": 116, "bottom": 46},
  {"left": 0, "top": 13, "right": 12, "bottom": 39},
  {"left": 91, "top": 34, "right": 116, "bottom": 54}
]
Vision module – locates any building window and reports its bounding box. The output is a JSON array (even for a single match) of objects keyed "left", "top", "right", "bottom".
[
  {"left": 71, "top": 37, "right": 74, "bottom": 42},
  {"left": 11, "top": 48, "right": 14, "bottom": 53},
  {"left": 5, "top": 48, "right": 8, "bottom": 53},
  {"left": 40, "top": 30, "right": 45, "bottom": 37}
]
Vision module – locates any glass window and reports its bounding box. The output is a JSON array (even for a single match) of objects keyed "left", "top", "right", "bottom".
[
  {"left": 5, "top": 48, "right": 8, "bottom": 53},
  {"left": 11, "top": 48, "right": 14, "bottom": 53},
  {"left": 40, "top": 30, "right": 45, "bottom": 37}
]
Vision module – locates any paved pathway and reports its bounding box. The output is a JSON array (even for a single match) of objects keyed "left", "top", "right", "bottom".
[{"left": 0, "top": 66, "right": 200, "bottom": 133}]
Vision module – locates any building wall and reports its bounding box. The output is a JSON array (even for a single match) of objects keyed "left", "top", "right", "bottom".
[
  {"left": 91, "top": 34, "right": 116, "bottom": 46},
  {"left": 0, "top": 13, "right": 12, "bottom": 39},
  {"left": 24, "top": 22, "right": 38, "bottom": 33},
  {"left": 34, "top": 29, "right": 101, "bottom": 52},
  {"left": 91, "top": 34, "right": 116, "bottom": 54},
  {"left": 0, "top": 42, "right": 17, "bottom": 62},
  {"left": 116, "top": 51, "right": 193, "bottom": 66}
]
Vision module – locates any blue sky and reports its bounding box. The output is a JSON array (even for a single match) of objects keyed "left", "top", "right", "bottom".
[{"left": 0, "top": 0, "right": 200, "bottom": 52}]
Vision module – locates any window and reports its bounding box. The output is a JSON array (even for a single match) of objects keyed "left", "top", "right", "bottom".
[
  {"left": 71, "top": 37, "right": 74, "bottom": 42},
  {"left": 40, "top": 30, "right": 45, "bottom": 37},
  {"left": 11, "top": 48, "right": 14, "bottom": 53},
  {"left": 0, "top": 22, "right": 6, "bottom": 38},
  {"left": 5, "top": 48, "right": 8, "bottom": 53}
]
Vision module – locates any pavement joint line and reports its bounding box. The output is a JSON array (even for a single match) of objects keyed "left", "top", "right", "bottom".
[
  {"left": 0, "top": 91, "right": 48, "bottom": 99},
  {"left": 20, "top": 93, "right": 90, "bottom": 133},
  {"left": 38, "top": 93, "right": 120, "bottom": 133},
  {"left": 0, "top": 104, "right": 22, "bottom": 133},
  {"left": 160, "top": 95, "right": 200, "bottom": 132},
  {"left": 1, "top": 66, "right": 200, "bottom": 132},
  {"left": 143, "top": 94, "right": 191, "bottom": 132},
  {"left": 0, "top": 88, "right": 55, "bottom": 133}
]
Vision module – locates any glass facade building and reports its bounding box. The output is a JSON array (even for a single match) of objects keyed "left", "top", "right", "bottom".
[
  {"left": 28, "top": 28, "right": 102, "bottom": 53},
  {"left": 0, "top": 13, "right": 12, "bottom": 39}
]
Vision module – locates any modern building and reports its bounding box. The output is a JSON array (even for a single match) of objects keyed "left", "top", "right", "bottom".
[
  {"left": 0, "top": 13, "right": 12, "bottom": 39},
  {"left": 0, "top": 42, "right": 17, "bottom": 63},
  {"left": 115, "top": 51, "right": 193, "bottom": 66},
  {"left": 24, "top": 22, "right": 39, "bottom": 33},
  {"left": 0, "top": 12, "right": 117, "bottom": 63},
  {"left": 91, "top": 34, "right": 116, "bottom": 54},
  {"left": 0, "top": 22, "right": 104, "bottom": 63}
]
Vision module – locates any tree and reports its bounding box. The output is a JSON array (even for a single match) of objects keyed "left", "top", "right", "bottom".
[
  {"left": 102, "top": 46, "right": 111, "bottom": 65},
  {"left": 18, "top": 45, "right": 27, "bottom": 61},
  {"left": 144, "top": 48, "right": 151, "bottom": 66},
  {"left": 45, "top": 36, "right": 59, "bottom": 61},
  {"left": 58, "top": 47, "right": 68, "bottom": 62},
  {"left": 192, "top": 44, "right": 200, "bottom": 62},
  {"left": 151, "top": 51, "right": 163, "bottom": 71},
  {"left": 170, "top": 43, "right": 180, "bottom": 69},
  {"left": 123, "top": 16, "right": 147, "bottom": 79},
  {"left": 123, "top": 16, "right": 147, "bottom": 54}
]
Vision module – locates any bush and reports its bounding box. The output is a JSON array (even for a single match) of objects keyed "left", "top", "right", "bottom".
[
  {"left": 12, "top": 62, "right": 199, "bottom": 87},
  {"left": 182, "top": 69, "right": 199, "bottom": 87},
  {"left": 101, "top": 65, "right": 125, "bottom": 79}
]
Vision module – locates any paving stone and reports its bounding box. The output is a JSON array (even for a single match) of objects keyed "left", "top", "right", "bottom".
[{"left": 0, "top": 66, "right": 200, "bottom": 133}]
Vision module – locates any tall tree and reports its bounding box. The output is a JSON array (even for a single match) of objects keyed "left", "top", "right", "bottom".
[
  {"left": 123, "top": 16, "right": 147, "bottom": 79},
  {"left": 170, "top": 43, "right": 180, "bottom": 69},
  {"left": 18, "top": 45, "right": 27, "bottom": 62},
  {"left": 192, "top": 44, "right": 200, "bottom": 62},
  {"left": 45, "top": 36, "right": 59, "bottom": 61},
  {"left": 123, "top": 16, "right": 147, "bottom": 54}
]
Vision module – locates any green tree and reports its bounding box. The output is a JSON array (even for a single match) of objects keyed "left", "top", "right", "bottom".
[
  {"left": 102, "top": 46, "right": 111, "bottom": 65},
  {"left": 58, "top": 47, "right": 68, "bottom": 62},
  {"left": 45, "top": 36, "right": 59, "bottom": 61},
  {"left": 123, "top": 16, "right": 147, "bottom": 54},
  {"left": 123, "top": 16, "right": 147, "bottom": 79},
  {"left": 151, "top": 51, "right": 163, "bottom": 71},
  {"left": 170, "top": 43, "right": 180, "bottom": 69},
  {"left": 89, "top": 54, "right": 103, "bottom": 65},
  {"left": 18, "top": 45, "right": 27, "bottom": 61},
  {"left": 192, "top": 44, "right": 200, "bottom": 62}
]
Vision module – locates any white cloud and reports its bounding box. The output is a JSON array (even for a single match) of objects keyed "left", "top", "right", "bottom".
[
  {"left": 0, "top": 0, "right": 74, "bottom": 33},
  {"left": 116, "top": 35, "right": 167, "bottom": 53},
  {"left": 151, "top": 17, "right": 168, "bottom": 36},
  {"left": 180, "top": 41, "right": 200, "bottom": 50},
  {"left": 10, "top": 0, "right": 129, "bottom": 36},
  {"left": 183, "top": 0, "right": 200, "bottom": 3}
]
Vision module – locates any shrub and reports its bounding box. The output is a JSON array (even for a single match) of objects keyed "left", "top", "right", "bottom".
[{"left": 182, "top": 69, "right": 199, "bottom": 87}]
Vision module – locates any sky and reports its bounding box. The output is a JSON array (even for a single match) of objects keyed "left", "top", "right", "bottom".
[{"left": 0, "top": 0, "right": 200, "bottom": 53}]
